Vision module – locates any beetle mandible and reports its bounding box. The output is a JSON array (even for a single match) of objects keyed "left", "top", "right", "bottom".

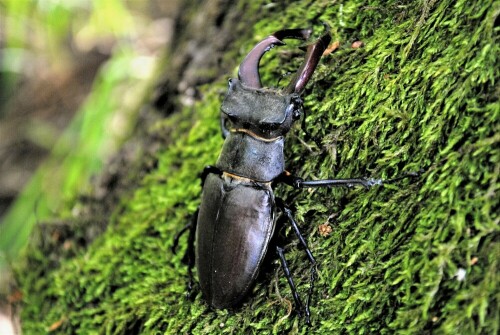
[{"left": 173, "top": 26, "right": 402, "bottom": 324}]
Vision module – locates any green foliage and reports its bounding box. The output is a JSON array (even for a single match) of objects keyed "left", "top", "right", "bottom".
[
  {"left": 0, "top": 47, "right": 154, "bottom": 262},
  {"left": 0, "top": 1, "right": 157, "bottom": 262},
  {"left": 16, "top": 0, "right": 499, "bottom": 334}
]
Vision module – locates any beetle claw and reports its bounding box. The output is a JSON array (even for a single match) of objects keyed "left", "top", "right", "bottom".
[
  {"left": 287, "top": 24, "right": 331, "bottom": 94},
  {"left": 238, "top": 24, "right": 331, "bottom": 94},
  {"left": 185, "top": 279, "right": 195, "bottom": 300},
  {"left": 305, "top": 314, "right": 312, "bottom": 326},
  {"left": 238, "top": 28, "right": 315, "bottom": 89}
]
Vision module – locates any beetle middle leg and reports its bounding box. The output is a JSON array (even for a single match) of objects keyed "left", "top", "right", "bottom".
[
  {"left": 276, "top": 198, "right": 317, "bottom": 325},
  {"left": 172, "top": 208, "right": 198, "bottom": 295},
  {"left": 277, "top": 171, "right": 420, "bottom": 189}
]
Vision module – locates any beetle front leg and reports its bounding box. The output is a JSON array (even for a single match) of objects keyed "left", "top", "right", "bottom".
[{"left": 276, "top": 198, "right": 317, "bottom": 325}]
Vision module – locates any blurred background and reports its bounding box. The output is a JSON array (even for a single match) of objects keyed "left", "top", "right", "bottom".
[{"left": 0, "top": 1, "right": 178, "bottom": 332}]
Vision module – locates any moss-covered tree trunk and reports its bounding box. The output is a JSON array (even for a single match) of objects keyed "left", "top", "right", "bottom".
[{"left": 14, "top": 0, "right": 498, "bottom": 333}]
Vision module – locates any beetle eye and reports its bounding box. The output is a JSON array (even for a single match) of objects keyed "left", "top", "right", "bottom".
[
  {"left": 258, "top": 121, "right": 281, "bottom": 131},
  {"left": 292, "top": 108, "right": 301, "bottom": 120}
]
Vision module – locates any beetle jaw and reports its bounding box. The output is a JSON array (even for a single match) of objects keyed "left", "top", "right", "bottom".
[{"left": 237, "top": 25, "right": 331, "bottom": 94}]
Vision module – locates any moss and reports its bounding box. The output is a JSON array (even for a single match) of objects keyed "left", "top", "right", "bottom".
[{"left": 16, "top": 0, "right": 498, "bottom": 334}]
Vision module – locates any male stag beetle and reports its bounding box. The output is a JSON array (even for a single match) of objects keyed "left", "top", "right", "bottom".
[{"left": 173, "top": 26, "right": 407, "bottom": 324}]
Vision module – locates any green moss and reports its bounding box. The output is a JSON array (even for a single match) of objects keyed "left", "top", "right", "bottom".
[{"left": 16, "top": 0, "right": 498, "bottom": 334}]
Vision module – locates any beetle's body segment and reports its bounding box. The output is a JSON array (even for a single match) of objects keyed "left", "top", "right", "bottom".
[
  {"left": 191, "top": 26, "right": 332, "bottom": 321},
  {"left": 196, "top": 173, "right": 275, "bottom": 308},
  {"left": 221, "top": 80, "right": 298, "bottom": 139}
]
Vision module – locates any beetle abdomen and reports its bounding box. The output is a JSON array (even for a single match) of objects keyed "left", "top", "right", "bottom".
[{"left": 196, "top": 173, "right": 275, "bottom": 308}]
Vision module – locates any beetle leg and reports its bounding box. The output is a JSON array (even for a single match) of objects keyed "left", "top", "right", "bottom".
[
  {"left": 185, "top": 208, "right": 198, "bottom": 294},
  {"left": 172, "top": 208, "right": 199, "bottom": 296},
  {"left": 277, "top": 171, "right": 420, "bottom": 189},
  {"left": 276, "top": 246, "right": 307, "bottom": 322},
  {"left": 171, "top": 223, "right": 190, "bottom": 255},
  {"left": 276, "top": 198, "right": 316, "bottom": 325},
  {"left": 276, "top": 199, "right": 316, "bottom": 264}
]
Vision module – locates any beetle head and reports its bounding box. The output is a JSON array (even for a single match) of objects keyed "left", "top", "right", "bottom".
[
  {"left": 221, "top": 26, "right": 331, "bottom": 139},
  {"left": 221, "top": 79, "right": 303, "bottom": 138}
]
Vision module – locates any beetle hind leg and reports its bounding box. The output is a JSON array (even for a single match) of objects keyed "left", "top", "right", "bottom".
[
  {"left": 276, "top": 246, "right": 305, "bottom": 319},
  {"left": 276, "top": 198, "right": 317, "bottom": 325}
]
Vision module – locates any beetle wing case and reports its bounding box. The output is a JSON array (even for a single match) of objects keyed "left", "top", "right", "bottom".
[{"left": 196, "top": 173, "right": 275, "bottom": 308}]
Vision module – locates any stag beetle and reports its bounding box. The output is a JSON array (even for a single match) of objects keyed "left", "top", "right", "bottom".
[{"left": 173, "top": 26, "right": 408, "bottom": 324}]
